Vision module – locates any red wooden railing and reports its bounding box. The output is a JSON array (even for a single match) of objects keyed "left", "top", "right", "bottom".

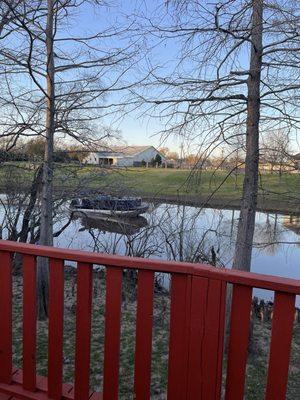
[{"left": 0, "top": 239, "right": 299, "bottom": 399}]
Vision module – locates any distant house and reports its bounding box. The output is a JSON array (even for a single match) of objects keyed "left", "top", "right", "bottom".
[
  {"left": 292, "top": 153, "right": 300, "bottom": 170},
  {"left": 259, "top": 152, "right": 300, "bottom": 173},
  {"left": 84, "top": 146, "right": 166, "bottom": 167}
]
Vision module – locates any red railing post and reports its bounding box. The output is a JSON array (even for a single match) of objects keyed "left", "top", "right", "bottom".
[
  {"left": 134, "top": 270, "right": 154, "bottom": 400},
  {"left": 186, "top": 276, "right": 208, "bottom": 400},
  {"left": 186, "top": 277, "right": 226, "bottom": 400},
  {"left": 225, "top": 284, "right": 253, "bottom": 400},
  {"left": 48, "top": 258, "right": 65, "bottom": 399},
  {"left": 167, "top": 273, "right": 191, "bottom": 400},
  {"left": 22, "top": 254, "right": 37, "bottom": 391},
  {"left": 0, "top": 251, "right": 12, "bottom": 384},
  {"left": 103, "top": 267, "right": 122, "bottom": 400},
  {"left": 74, "top": 263, "right": 93, "bottom": 400},
  {"left": 265, "top": 291, "right": 295, "bottom": 400}
]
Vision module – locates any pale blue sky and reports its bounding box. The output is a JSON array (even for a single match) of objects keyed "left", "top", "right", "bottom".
[
  {"left": 61, "top": 0, "right": 184, "bottom": 150},
  {"left": 56, "top": 0, "right": 299, "bottom": 154}
]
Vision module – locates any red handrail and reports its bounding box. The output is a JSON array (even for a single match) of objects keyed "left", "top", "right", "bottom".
[
  {"left": 0, "top": 239, "right": 299, "bottom": 293},
  {"left": 0, "top": 240, "right": 297, "bottom": 400}
]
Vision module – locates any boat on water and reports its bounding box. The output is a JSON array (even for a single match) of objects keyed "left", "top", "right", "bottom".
[{"left": 70, "top": 194, "right": 149, "bottom": 218}]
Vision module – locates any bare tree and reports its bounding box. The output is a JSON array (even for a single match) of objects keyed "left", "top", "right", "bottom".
[
  {"left": 233, "top": 0, "right": 263, "bottom": 270},
  {"left": 0, "top": 0, "right": 137, "bottom": 318},
  {"left": 226, "top": 133, "right": 245, "bottom": 190},
  {"left": 261, "top": 129, "right": 291, "bottom": 176},
  {"left": 39, "top": 0, "right": 55, "bottom": 249},
  {"left": 133, "top": 0, "right": 300, "bottom": 271},
  {"left": 0, "top": 2, "right": 13, "bottom": 35}
]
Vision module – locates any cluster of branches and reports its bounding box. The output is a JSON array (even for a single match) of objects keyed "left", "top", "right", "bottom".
[
  {"left": 0, "top": 0, "right": 139, "bottom": 318},
  {"left": 0, "top": 0, "right": 136, "bottom": 147},
  {"left": 129, "top": 0, "right": 300, "bottom": 271}
]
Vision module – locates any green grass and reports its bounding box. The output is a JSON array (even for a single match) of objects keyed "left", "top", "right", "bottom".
[
  {"left": 55, "top": 165, "right": 300, "bottom": 197},
  {"left": 1, "top": 163, "right": 300, "bottom": 211},
  {"left": 65, "top": 166, "right": 300, "bottom": 199},
  {"left": 58, "top": 166, "right": 300, "bottom": 209}
]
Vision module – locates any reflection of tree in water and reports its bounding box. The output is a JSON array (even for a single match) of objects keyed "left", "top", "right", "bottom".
[
  {"left": 85, "top": 211, "right": 163, "bottom": 259},
  {"left": 154, "top": 205, "right": 228, "bottom": 266},
  {"left": 253, "top": 213, "right": 285, "bottom": 255},
  {"left": 283, "top": 215, "right": 300, "bottom": 236},
  {"left": 69, "top": 205, "right": 299, "bottom": 271},
  {"left": 219, "top": 210, "right": 296, "bottom": 257},
  {"left": 282, "top": 215, "right": 300, "bottom": 248},
  {"left": 210, "top": 209, "right": 240, "bottom": 265},
  {"left": 83, "top": 204, "right": 233, "bottom": 267}
]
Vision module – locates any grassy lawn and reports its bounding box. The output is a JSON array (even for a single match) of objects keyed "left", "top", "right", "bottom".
[
  {"left": 58, "top": 166, "right": 300, "bottom": 212},
  {"left": 53, "top": 165, "right": 300, "bottom": 199},
  {"left": 1, "top": 163, "right": 300, "bottom": 212}
]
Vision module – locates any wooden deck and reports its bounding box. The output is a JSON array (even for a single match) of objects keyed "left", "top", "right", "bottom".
[{"left": 0, "top": 369, "right": 102, "bottom": 399}]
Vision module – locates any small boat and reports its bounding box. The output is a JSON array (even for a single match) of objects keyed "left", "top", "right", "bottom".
[{"left": 69, "top": 194, "right": 149, "bottom": 218}]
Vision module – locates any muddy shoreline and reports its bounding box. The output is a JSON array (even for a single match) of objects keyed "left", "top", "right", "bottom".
[{"left": 142, "top": 194, "right": 300, "bottom": 216}]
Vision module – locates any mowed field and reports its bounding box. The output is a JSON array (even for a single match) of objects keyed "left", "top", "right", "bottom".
[{"left": 1, "top": 163, "right": 300, "bottom": 212}]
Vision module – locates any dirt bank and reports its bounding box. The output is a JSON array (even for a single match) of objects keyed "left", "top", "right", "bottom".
[{"left": 142, "top": 193, "right": 300, "bottom": 216}]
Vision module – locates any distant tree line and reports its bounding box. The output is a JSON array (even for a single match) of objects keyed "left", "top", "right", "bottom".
[{"left": 0, "top": 139, "right": 88, "bottom": 163}]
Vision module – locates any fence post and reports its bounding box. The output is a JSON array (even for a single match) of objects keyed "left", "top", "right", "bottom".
[
  {"left": 0, "top": 251, "right": 12, "bottom": 384},
  {"left": 186, "top": 276, "right": 226, "bottom": 400},
  {"left": 167, "top": 274, "right": 192, "bottom": 399}
]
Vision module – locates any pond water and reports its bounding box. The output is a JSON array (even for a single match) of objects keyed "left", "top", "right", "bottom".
[
  {"left": 1, "top": 201, "right": 300, "bottom": 302},
  {"left": 55, "top": 204, "right": 300, "bottom": 277}
]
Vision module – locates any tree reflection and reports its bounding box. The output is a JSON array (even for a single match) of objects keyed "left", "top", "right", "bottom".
[
  {"left": 253, "top": 214, "right": 284, "bottom": 255},
  {"left": 55, "top": 203, "right": 300, "bottom": 272},
  {"left": 80, "top": 204, "right": 234, "bottom": 267}
]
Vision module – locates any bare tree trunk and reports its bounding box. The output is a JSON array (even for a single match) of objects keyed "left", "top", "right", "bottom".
[
  {"left": 233, "top": 0, "right": 263, "bottom": 272},
  {"left": 37, "top": 0, "right": 55, "bottom": 320},
  {"left": 19, "top": 166, "right": 43, "bottom": 243},
  {"left": 234, "top": 152, "right": 238, "bottom": 190}
]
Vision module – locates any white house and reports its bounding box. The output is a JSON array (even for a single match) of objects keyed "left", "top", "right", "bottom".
[{"left": 84, "top": 146, "right": 166, "bottom": 167}]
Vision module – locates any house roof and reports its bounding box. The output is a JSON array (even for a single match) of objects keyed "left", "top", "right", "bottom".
[
  {"left": 292, "top": 153, "right": 300, "bottom": 160},
  {"left": 92, "top": 145, "right": 165, "bottom": 158},
  {"left": 108, "top": 146, "right": 151, "bottom": 156}
]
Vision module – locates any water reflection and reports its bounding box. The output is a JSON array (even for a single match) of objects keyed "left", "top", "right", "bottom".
[
  {"left": 74, "top": 214, "right": 148, "bottom": 236},
  {"left": 53, "top": 204, "right": 300, "bottom": 281},
  {"left": 253, "top": 213, "right": 284, "bottom": 255},
  {"left": 0, "top": 197, "right": 298, "bottom": 279},
  {"left": 283, "top": 215, "right": 300, "bottom": 236}
]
